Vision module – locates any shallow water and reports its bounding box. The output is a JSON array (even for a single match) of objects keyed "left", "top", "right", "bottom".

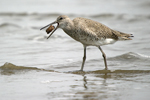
[
  {"left": 1, "top": 63, "right": 150, "bottom": 100},
  {"left": 0, "top": 0, "right": 150, "bottom": 100}
]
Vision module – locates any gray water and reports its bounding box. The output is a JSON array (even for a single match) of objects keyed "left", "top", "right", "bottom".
[{"left": 0, "top": 0, "right": 150, "bottom": 100}]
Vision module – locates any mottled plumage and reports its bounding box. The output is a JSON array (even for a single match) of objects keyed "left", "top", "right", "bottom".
[{"left": 40, "top": 15, "right": 133, "bottom": 71}]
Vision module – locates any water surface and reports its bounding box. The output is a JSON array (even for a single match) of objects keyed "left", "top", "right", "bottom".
[{"left": 0, "top": 0, "right": 150, "bottom": 100}]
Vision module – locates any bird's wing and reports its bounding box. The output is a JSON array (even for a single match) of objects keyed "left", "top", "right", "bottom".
[{"left": 73, "top": 17, "right": 119, "bottom": 40}]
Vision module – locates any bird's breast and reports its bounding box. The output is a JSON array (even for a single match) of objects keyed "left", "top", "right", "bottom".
[{"left": 63, "top": 29, "right": 116, "bottom": 46}]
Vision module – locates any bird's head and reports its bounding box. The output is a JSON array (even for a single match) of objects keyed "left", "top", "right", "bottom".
[{"left": 40, "top": 15, "right": 72, "bottom": 39}]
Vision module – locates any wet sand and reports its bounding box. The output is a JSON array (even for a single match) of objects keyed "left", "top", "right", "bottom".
[{"left": 1, "top": 63, "right": 150, "bottom": 100}]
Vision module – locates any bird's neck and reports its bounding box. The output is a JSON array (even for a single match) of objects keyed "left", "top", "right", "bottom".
[
  {"left": 62, "top": 21, "right": 74, "bottom": 34},
  {"left": 62, "top": 21, "right": 80, "bottom": 41}
]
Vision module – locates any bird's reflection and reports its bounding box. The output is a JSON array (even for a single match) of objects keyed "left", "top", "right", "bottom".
[
  {"left": 82, "top": 74, "right": 88, "bottom": 89},
  {"left": 82, "top": 72, "right": 111, "bottom": 89}
]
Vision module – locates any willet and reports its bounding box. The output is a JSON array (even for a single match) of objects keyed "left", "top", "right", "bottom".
[{"left": 40, "top": 15, "right": 133, "bottom": 71}]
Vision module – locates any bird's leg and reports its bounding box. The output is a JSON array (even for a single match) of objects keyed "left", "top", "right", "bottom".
[
  {"left": 80, "top": 45, "right": 86, "bottom": 71},
  {"left": 98, "top": 46, "right": 108, "bottom": 70}
]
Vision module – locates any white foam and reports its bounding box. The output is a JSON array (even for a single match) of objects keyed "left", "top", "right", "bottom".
[
  {"left": 41, "top": 80, "right": 61, "bottom": 84},
  {"left": 129, "top": 52, "right": 150, "bottom": 58},
  {"left": 136, "top": 53, "right": 150, "bottom": 58}
]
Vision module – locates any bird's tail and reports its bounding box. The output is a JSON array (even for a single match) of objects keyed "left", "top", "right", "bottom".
[{"left": 119, "top": 32, "right": 134, "bottom": 40}]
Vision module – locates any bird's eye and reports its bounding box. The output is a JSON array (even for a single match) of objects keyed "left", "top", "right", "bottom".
[{"left": 59, "top": 17, "right": 63, "bottom": 20}]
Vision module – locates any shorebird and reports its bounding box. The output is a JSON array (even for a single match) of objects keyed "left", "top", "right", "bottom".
[{"left": 40, "top": 15, "right": 133, "bottom": 71}]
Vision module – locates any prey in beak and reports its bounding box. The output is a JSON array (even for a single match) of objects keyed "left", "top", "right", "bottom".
[
  {"left": 40, "top": 21, "right": 59, "bottom": 39},
  {"left": 40, "top": 15, "right": 71, "bottom": 39},
  {"left": 46, "top": 25, "right": 55, "bottom": 34}
]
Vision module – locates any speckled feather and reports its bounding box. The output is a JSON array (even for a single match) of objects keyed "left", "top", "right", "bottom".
[
  {"left": 59, "top": 16, "right": 133, "bottom": 46},
  {"left": 73, "top": 17, "right": 132, "bottom": 40}
]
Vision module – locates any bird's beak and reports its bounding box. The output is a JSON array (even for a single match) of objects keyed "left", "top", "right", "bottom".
[{"left": 40, "top": 21, "right": 59, "bottom": 39}]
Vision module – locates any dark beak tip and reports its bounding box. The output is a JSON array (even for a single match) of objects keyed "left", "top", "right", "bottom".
[{"left": 40, "top": 21, "right": 57, "bottom": 30}]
